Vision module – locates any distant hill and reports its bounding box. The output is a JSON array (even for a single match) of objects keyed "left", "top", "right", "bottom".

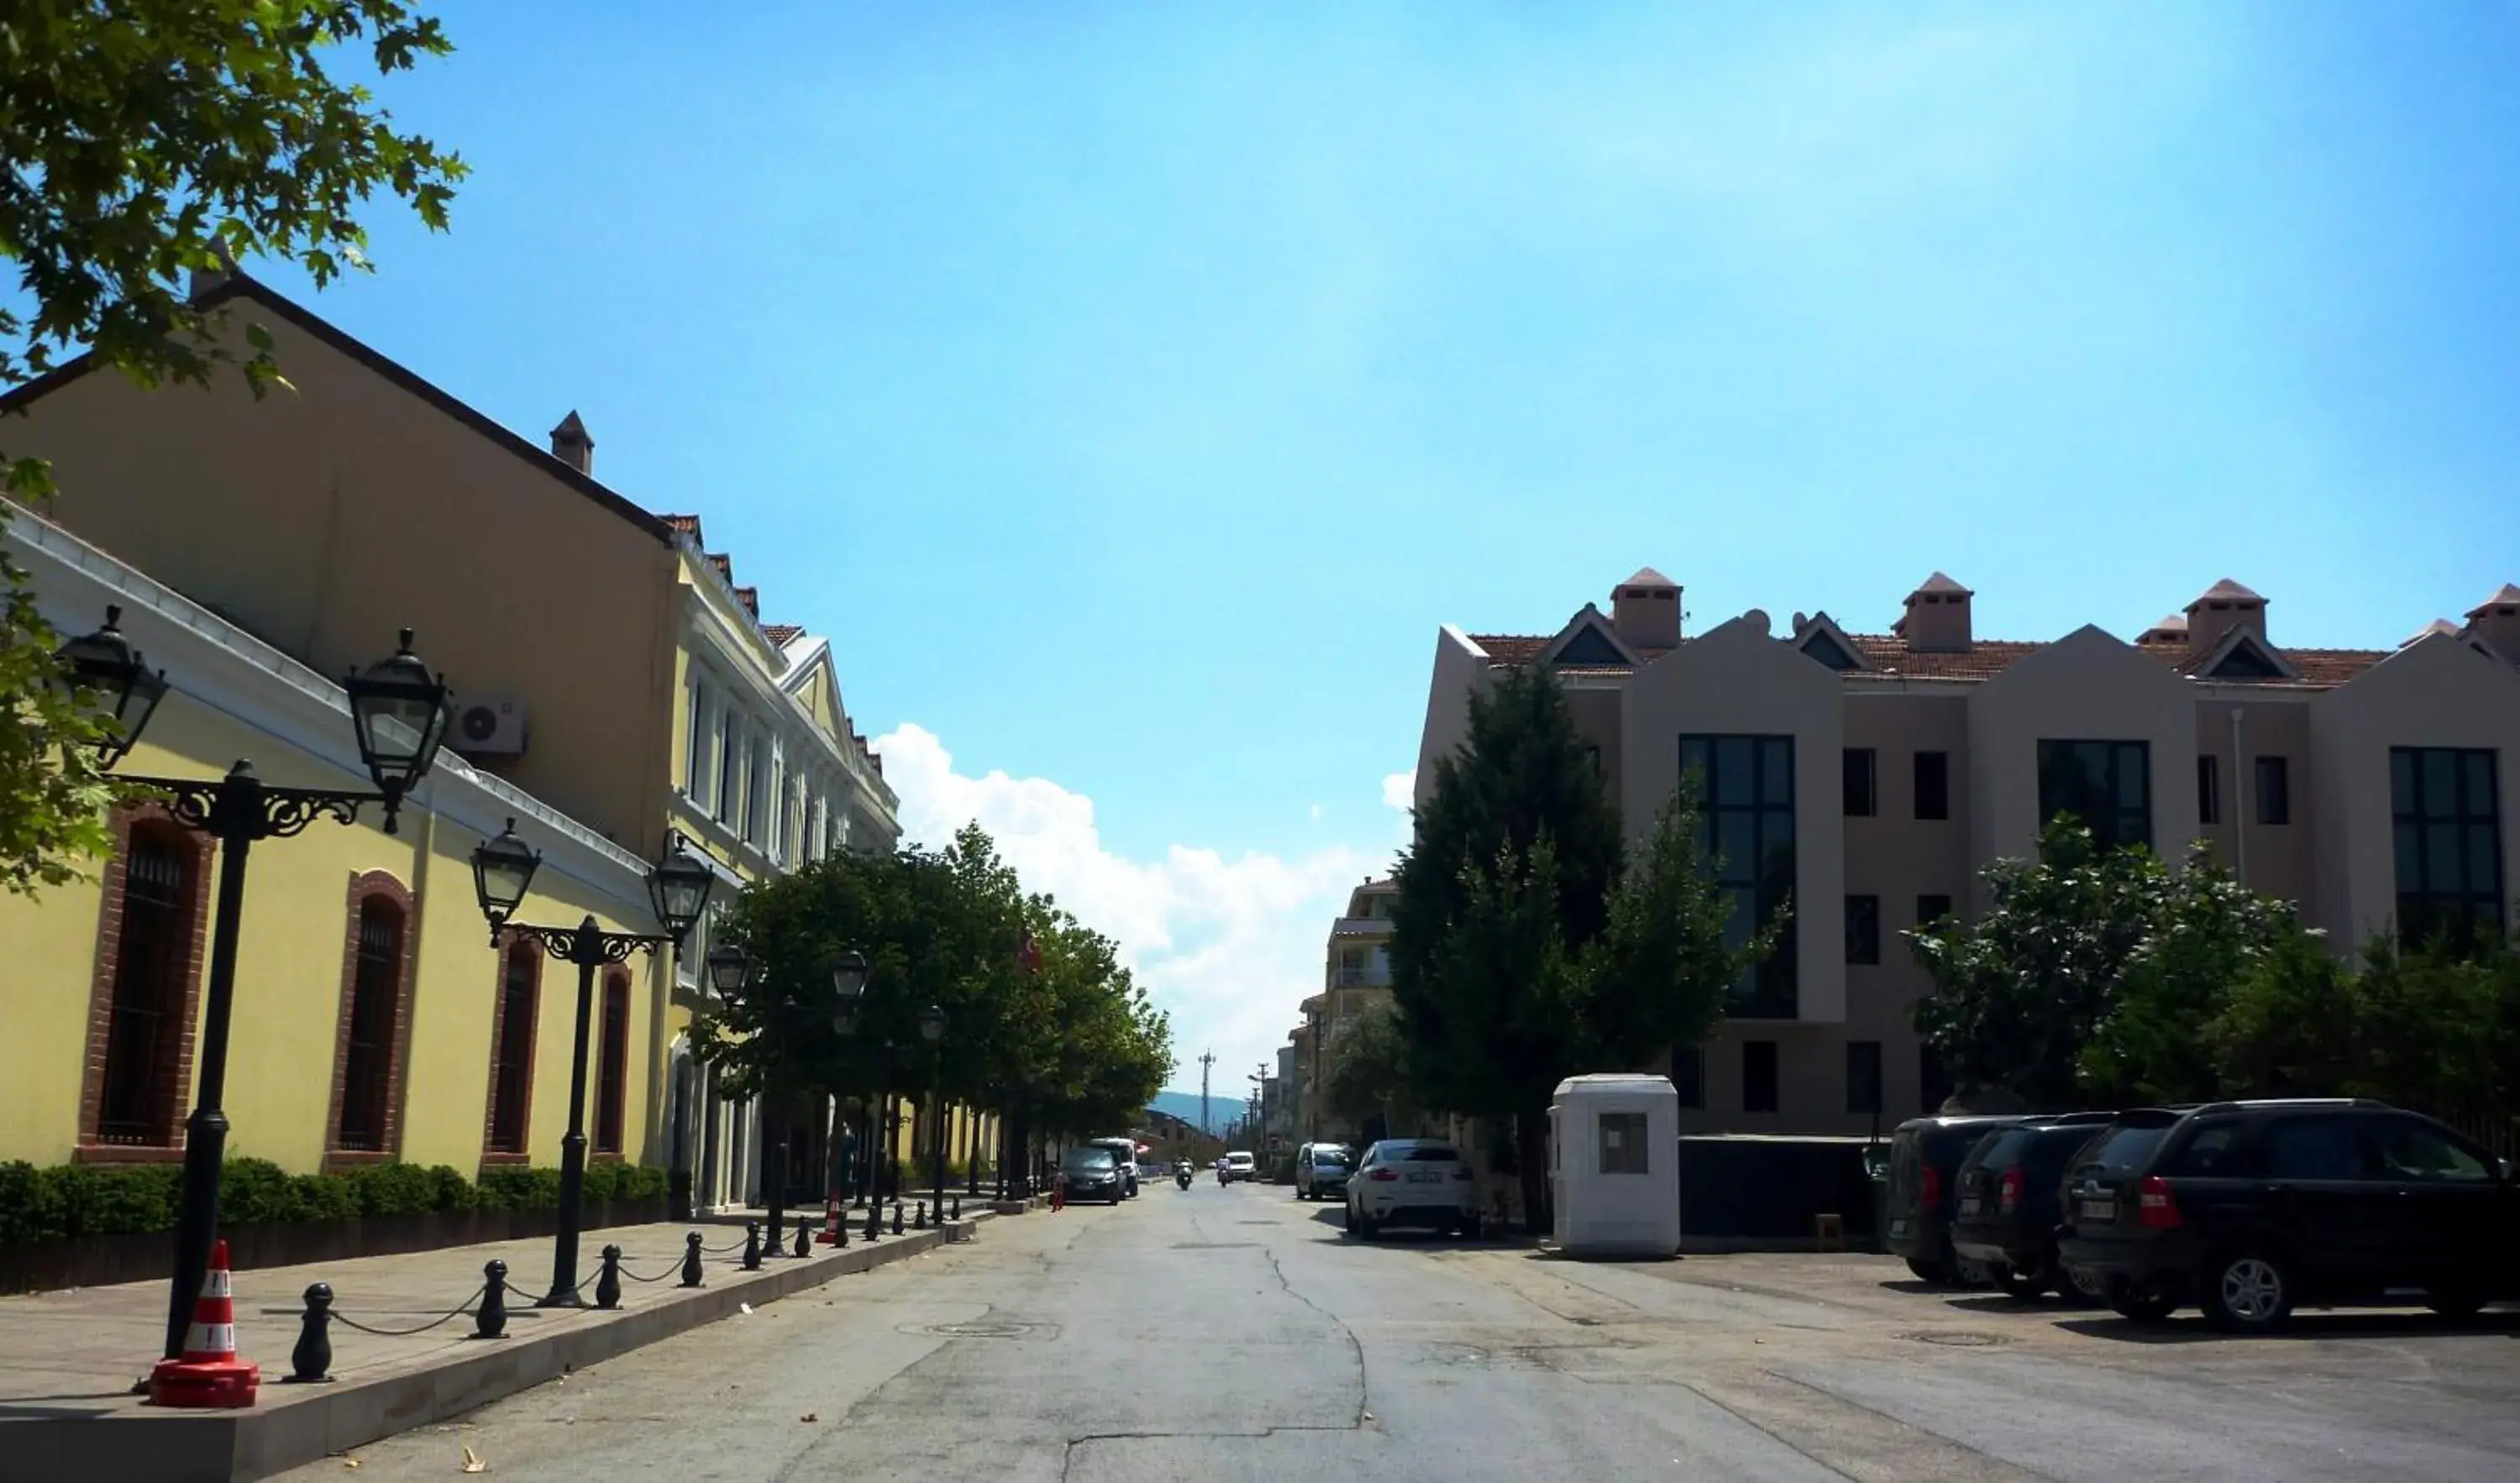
[{"left": 1147, "top": 1089, "right": 1239, "bottom": 1133}]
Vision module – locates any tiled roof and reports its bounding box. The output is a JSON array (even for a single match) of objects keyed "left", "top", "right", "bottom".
[
  {"left": 2470, "top": 584, "right": 2520, "bottom": 615},
  {"left": 661, "top": 513, "right": 701, "bottom": 537},
  {"left": 2191, "top": 578, "right": 2265, "bottom": 605},
  {"left": 733, "top": 584, "right": 759, "bottom": 618},
  {"left": 762, "top": 623, "right": 804, "bottom": 647},
  {"left": 1466, "top": 630, "right": 2391, "bottom": 689}
]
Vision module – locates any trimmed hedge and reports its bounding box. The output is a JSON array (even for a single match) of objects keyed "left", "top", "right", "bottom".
[{"left": 0, "top": 1158, "right": 668, "bottom": 1248}]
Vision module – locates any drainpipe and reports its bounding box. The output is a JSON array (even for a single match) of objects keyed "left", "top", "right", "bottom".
[{"left": 2229, "top": 707, "right": 2248, "bottom": 888}]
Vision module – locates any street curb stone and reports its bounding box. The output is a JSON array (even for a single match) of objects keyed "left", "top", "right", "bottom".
[{"left": 0, "top": 1217, "right": 984, "bottom": 1483}]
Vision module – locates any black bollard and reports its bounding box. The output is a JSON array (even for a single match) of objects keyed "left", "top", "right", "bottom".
[
  {"left": 915, "top": 1200, "right": 929, "bottom": 1231},
  {"left": 474, "top": 1260, "right": 509, "bottom": 1339},
  {"left": 741, "top": 1220, "right": 763, "bottom": 1271},
  {"left": 891, "top": 1201, "right": 905, "bottom": 1236},
  {"left": 835, "top": 1208, "right": 849, "bottom": 1249},
  {"left": 864, "top": 1200, "right": 881, "bottom": 1241},
  {"left": 680, "top": 1231, "right": 705, "bottom": 1288},
  {"left": 596, "top": 1245, "right": 622, "bottom": 1310},
  {"left": 284, "top": 1282, "right": 334, "bottom": 1383},
  {"left": 793, "top": 1218, "right": 811, "bottom": 1258},
  {"left": 951, "top": 1195, "right": 963, "bottom": 1222}
]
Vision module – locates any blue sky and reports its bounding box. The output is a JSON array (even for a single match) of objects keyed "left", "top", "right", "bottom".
[{"left": 253, "top": 2, "right": 2520, "bottom": 1087}]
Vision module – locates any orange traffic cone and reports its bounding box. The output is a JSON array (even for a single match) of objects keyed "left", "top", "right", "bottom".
[
  {"left": 816, "top": 1195, "right": 843, "bottom": 1245},
  {"left": 149, "top": 1239, "right": 260, "bottom": 1408}
]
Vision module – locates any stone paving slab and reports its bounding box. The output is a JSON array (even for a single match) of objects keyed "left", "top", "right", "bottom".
[{"left": 0, "top": 1213, "right": 994, "bottom": 1483}]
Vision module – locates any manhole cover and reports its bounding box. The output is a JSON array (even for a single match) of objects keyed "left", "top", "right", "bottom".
[
  {"left": 906, "top": 1320, "right": 1043, "bottom": 1339},
  {"left": 1903, "top": 1330, "right": 2008, "bottom": 1349},
  {"left": 1172, "top": 1241, "right": 1261, "bottom": 1250}
]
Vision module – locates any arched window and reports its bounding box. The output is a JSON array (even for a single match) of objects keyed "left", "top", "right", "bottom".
[
  {"left": 595, "top": 969, "right": 632, "bottom": 1155},
  {"left": 486, "top": 938, "right": 542, "bottom": 1156},
  {"left": 333, "top": 887, "right": 411, "bottom": 1154},
  {"left": 91, "top": 819, "right": 205, "bottom": 1146}
]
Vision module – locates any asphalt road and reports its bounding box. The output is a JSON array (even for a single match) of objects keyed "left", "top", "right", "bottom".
[{"left": 285, "top": 1181, "right": 2520, "bottom": 1482}]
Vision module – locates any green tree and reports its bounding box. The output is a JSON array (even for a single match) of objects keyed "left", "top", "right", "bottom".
[
  {"left": 2076, "top": 853, "right": 2317, "bottom": 1106},
  {"left": 0, "top": 1, "right": 465, "bottom": 894},
  {"left": 1318, "top": 998, "right": 1416, "bottom": 1137},
  {"left": 1391, "top": 663, "right": 1763, "bottom": 1229},
  {"left": 1908, "top": 822, "right": 2164, "bottom": 1109}
]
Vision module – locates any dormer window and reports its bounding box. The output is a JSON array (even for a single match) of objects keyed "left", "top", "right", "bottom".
[{"left": 1800, "top": 631, "right": 1859, "bottom": 671}]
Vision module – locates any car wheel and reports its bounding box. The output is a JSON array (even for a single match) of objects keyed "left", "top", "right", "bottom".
[
  {"left": 1953, "top": 1254, "right": 1996, "bottom": 1288},
  {"left": 1905, "top": 1255, "right": 1956, "bottom": 1286},
  {"left": 1995, "top": 1262, "right": 2052, "bottom": 1303},
  {"left": 2201, "top": 1250, "right": 2294, "bottom": 1334},
  {"left": 2425, "top": 1288, "right": 2489, "bottom": 1320},
  {"left": 1463, "top": 1214, "right": 1483, "bottom": 1241},
  {"left": 1360, "top": 1217, "right": 1381, "bottom": 1240},
  {"left": 2064, "top": 1267, "right": 2108, "bottom": 1307},
  {"left": 2105, "top": 1276, "right": 2179, "bottom": 1324}
]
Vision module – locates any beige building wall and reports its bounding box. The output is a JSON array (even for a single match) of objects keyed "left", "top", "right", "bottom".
[
  {"left": 1965, "top": 626, "right": 2202, "bottom": 889},
  {"left": 1621, "top": 611, "right": 1848, "bottom": 1024},
  {"left": 3, "top": 286, "right": 685, "bottom": 859},
  {"left": 2309, "top": 637, "right": 2520, "bottom": 953},
  {"left": 1414, "top": 568, "right": 2520, "bottom": 1136}
]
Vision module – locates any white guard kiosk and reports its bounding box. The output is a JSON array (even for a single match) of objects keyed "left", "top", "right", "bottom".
[{"left": 1550, "top": 1073, "right": 1681, "bottom": 1258}]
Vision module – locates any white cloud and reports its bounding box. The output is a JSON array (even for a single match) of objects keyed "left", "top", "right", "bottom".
[
  {"left": 871, "top": 723, "right": 1395, "bottom": 1092},
  {"left": 1382, "top": 768, "right": 1415, "bottom": 814}
]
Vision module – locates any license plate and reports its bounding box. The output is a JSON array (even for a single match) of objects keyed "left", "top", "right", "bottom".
[
  {"left": 1407, "top": 1171, "right": 1442, "bottom": 1183},
  {"left": 2078, "top": 1197, "right": 2115, "bottom": 1223},
  {"left": 1889, "top": 1218, "right": 1908, "bottom": 1237},
  {"left": 1958, "top": 1197, "right": 1982, "bottom": 1218}
]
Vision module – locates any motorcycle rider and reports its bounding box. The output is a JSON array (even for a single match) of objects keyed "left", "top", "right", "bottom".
[{"left": 1174, "top": 1159, "right": 1193, "bottom": 1189}]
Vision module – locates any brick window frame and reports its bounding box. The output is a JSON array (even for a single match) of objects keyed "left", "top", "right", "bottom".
[
  {"left": 76, "top": 803, "right": 213, "bottom": 1163},
  {"left": 322, "top": 870, "right": 418, "bottom": 1170},
  {"left": 480, "top": 932, "right": 544, "bottom": 1168}
]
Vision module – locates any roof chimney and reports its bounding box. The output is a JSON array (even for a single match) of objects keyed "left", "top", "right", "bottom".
[
  {"left": 1611, "top": 567, "right": 1681, "bottom": 650},
  {"left": 1894, "top": 572, "right": 1973, "bottom": 652},
  {"left": 549, "top": 411, "right": 594, "bottom": 474},
  {"left": 187, "top": 244, "right": 239, "bottom": 302},
  {"left": 2465, "top": 582, "right": 2520, "bottom": 658},
  {"left": 2182, "top": 578, "right": 2266, "bottom": 653}
]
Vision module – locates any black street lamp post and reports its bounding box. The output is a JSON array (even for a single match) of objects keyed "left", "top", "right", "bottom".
[
  {"left": 55, "top": 611, "right": 455, "bottom": 1364},
  {"left": 917, "top": 1005, "right": 946, "bottom": 1220},
  {"left": 470, "top": 820, "right": 720, "bottom": 1305}
]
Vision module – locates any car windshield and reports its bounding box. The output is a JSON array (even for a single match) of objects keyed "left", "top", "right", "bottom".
[
  {"left": 1063, "top": 1150, "right": 1116, "bottom": 1171},
  {"left": 1311, "top": 1152, "right": 1348, "bottom": 1168}
]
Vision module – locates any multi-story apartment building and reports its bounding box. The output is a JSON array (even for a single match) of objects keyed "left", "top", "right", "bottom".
[
  {"left": 1299, "top": 878, "right": 1404, "bottom": 1144},
  {"left": 1, "top": 270, "right": 918, "bottom": 1210},
  {"left": 1414, "top": 567, "right": 2520, "bottom": 1135}
]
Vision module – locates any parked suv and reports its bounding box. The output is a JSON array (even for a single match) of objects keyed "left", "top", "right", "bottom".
[
  {"left": 1346, "top": 1139, "right": 1481, "bottom": 1239},
  {"left": 2058, "top": 1099, "right": 2519, "bottom": 1332},
  {"left": 1950, "top": 1112, "right": 2116, "bottom": 1302},
  {"left": 1886, "top": 1114, "right": 2030, "bottom": 1286},
  {"left": 1086, "top": 1138, "right": 1142, "bottom": 1197},
  {"left": 1294, "top": 1143, "right": 1352, "bottom": 1201}
]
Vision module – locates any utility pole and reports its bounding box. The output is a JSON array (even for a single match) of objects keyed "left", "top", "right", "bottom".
[{"left": 1197, "top": 1050, "right": 1215, "bottom": 1135}]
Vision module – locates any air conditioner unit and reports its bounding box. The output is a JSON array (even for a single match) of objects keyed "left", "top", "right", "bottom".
[{"left": 450, "top": 697, "right": 529, "bottom": 757}]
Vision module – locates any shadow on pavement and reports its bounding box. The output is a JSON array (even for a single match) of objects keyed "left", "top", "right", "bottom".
[{"left": 2054, "top": 1310, "right": 2520, "bottom": 1344}]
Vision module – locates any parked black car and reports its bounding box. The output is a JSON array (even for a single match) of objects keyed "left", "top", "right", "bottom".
[
  {"left": 2057, "top": 1098, "right": 2520, "bottom": 1332},
  {"left": 1886, "top": 1114, "right": 2031, "bottom": 1285},
  {"left": 1950, "top": 1112, "right": 2116, "bottom": 1302}
]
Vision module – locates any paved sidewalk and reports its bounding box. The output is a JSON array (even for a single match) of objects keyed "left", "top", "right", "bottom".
[{"left": 0, "top": 1210, "right": 1004, "bottom": 1482}]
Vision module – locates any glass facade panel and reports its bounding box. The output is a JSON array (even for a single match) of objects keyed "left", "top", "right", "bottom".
[
  {"left": 2038, "top": 739, "right": 2152, "bottom": 852},
  {"left": 1681, "top": 734, "right": 1798, "bottom": 1017},
  {"left": 2391, "top": 747, "right": 2504, "bottom": 946}
]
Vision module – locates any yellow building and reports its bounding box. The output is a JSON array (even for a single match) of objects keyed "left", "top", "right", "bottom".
[
  {"left": 0, "top": 269, "right": 1017, "bottom": 1210},
  {"left": 3, "top": 506, "right": 679, "bottom": 1176}
]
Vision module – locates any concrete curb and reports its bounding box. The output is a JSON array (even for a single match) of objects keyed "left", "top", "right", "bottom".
[{"left": 0, "top": 1218, "right": 984, "bottom": 1483}]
